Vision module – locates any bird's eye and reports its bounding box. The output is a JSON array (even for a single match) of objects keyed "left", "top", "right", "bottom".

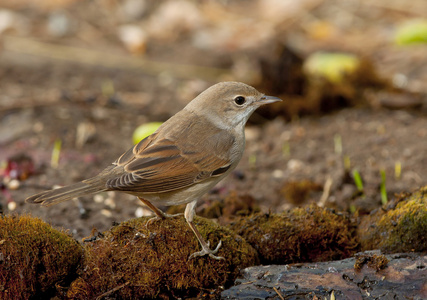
[{"left": 234, "top": 96, "right": 246, "bottom": 105}]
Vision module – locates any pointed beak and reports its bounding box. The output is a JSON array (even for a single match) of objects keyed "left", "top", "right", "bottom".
[{"left": 258, "top": 95, "right": 282, "bottom": 105}]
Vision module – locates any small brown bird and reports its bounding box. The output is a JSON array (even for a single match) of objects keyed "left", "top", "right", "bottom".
[{"left": 26, "top": 81, "right": 281, "bottom": 260}]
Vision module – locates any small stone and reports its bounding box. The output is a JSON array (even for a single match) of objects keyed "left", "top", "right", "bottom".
[
  {"left": 104, "top": 198, "right": 116, "bottom": 209},
  {"left": 7, "top": 179, "right": 20, "bottom": 190},
  {"left": 100, "top": 209, "right": 113, "bottom": 218},
  {"left": 272, "top": 169, "right": 284, "bottom": 179},
  {"left": 287, "top": 159, "right": 304, "bottom": 172},
  {"left": 76, "top": 122, "right": 96, "bottom": 149},
  {"left": 47, "top": 11, "right": 74, "bottom": 37},
  {"left": 0, "top": 9, "right": 27, "bottom": 34},
  {"left": 118, "top": 25, "right": 147, "bottom": 54},
  {"left": 135, "top": 206, "right": 153, "bottom": 218},
  {"left": 7, "top": 201, "right": 17, "bottom": 211},
  {"left": 93, "top": 194, "right": 104, "bottom": 203}
]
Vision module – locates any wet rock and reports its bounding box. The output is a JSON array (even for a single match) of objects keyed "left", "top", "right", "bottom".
[{"left": 222, "top": 251, "right": 427, "bottom": 299}]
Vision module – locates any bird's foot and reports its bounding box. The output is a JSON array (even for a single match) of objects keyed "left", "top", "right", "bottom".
[
  {"left": 189, "top": 240, "right": 225, "bottom": 260},
  {"left": 145, "top": 212, "right": 183, "bottom": 228}
]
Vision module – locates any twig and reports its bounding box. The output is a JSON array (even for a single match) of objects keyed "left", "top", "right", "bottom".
[
  {"left": 241, "top": 280, "right": 256, "bottom": 285},
  {"left": 273, "top": 286, "right": 285, "bottom": 300},
  {"left": 319, "top": 176, "right": 333, "bottom": 207},
  {"left": 96, "top": 282, "right": 130, "bottom": 300}
]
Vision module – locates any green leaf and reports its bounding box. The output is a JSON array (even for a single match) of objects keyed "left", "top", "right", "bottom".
[{"left": 133, "top": 122, "right": 163, "bottom": 144}]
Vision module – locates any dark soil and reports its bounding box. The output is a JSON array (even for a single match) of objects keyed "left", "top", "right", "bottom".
[
  {"left": 1, "top": 57, "right": 426, "bottom": 240},
  {"left": 1, "top": 0, "right": 426, "bottom": 242}
]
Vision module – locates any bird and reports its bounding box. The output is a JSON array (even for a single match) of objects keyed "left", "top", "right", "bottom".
[{"left": 26, "top": 81, "right": 281, "bottom": 260}]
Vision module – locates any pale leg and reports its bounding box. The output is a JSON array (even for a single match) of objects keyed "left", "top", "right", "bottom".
[
  {"left": 185, "top": 200, "right": 224, "bottom": 260},
  {"left": 137, "top": 197, "right": 182, "bottom": 225}
]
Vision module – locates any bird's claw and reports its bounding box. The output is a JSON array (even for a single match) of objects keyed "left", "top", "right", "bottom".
[
  {"left": 145, "top": 213, "right": 183, "bottom": 229},
  {"left": 189, "top": 240, "right": 225, "bottom": 260},
  {"left": 145, "top": 216, "right": 161, "bottom": 228},
  {"left": 145, "top": 213, "right": 183, "bottom": 228}
]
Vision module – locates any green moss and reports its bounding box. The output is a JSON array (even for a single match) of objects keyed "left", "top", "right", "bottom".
[
  {"left": 0, "top": 215, "right": 83, "bottom": 300},
  {"left": 229, "top": 205, "right": 359, "bottom": 264},
  {"left": 67, "top": 216, "right": 258, "bottom": 299},
  {"left": 359, "top": 186, "right": 427, "bottom": 253}
]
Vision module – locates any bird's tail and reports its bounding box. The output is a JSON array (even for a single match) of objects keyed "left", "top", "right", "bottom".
[{"left": 25, "top": 182, "right": 106, "bottom": 206}]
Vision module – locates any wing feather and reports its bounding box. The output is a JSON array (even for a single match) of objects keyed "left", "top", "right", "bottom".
[
  {"left": 106, "top": 138, "right": 232, "bottom": 194},
  {"left": 106, "top": 114, "right": 236, "bottom": 194}
]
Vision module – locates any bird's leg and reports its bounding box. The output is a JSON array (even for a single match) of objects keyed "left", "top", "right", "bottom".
[
  {"left": 137, "top": 197, "right": 182, "bottom": 227},
  {"left": 185, "top": 200, "right": 225, "bottom": 260}
]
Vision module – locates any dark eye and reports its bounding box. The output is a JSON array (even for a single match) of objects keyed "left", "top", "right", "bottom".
[{"left": 234, "top": 96, "right": 246, "bottom": 105}]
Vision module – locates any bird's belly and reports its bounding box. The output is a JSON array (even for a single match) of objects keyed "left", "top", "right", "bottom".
[{"left": 132, "top": 177, "right": 223, "bottom": 206}]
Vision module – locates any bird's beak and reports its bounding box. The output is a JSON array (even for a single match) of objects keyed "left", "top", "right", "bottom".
[{"left": 258, "top": 95, "right": 282, "bottom": 105}]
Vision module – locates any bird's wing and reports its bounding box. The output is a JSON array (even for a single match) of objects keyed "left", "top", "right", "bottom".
[{"left": 104, "top": 132, "right": 232, "bottom": 193}]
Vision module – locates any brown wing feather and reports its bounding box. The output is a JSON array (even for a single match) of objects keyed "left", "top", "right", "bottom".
[{"left": 106, "top": 136, "right": 231, "bottom": 194}]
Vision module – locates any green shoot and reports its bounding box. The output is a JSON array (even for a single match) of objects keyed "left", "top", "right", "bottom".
[
  {"left": 380, "top": 169, "right": 388, "bottom": 205},
  {"left": 395, "top": 161, "right": 402, "bottom": 180},
  {"left": 343, "top": 155, "right": 351, "bottom": 171},
  {"left": 248, "top": 154, "right": 257, "bottom": 169},
  {"left": 51, "top": 139, "right": 62, "bottom": 169},
  {"left": 282, "top": 142, "right": 290, "bottom": 157},
  {"left": 101, "top": 79, "right": 115, "bottom": 97},
  {"left": 352, "top": 169, "right": 364, "bottom": 193}
]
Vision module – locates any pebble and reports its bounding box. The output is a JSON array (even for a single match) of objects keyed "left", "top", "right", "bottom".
[
  {"left": 47, "top": 11, "right": 74, "bottom": 37},
  {"left": 118, "top": 25, "right": 147, "bottom": 54},
  {"left": 93, "top": 194, "right": 104, "bottom": 203},
  {"left": 287, "top": 159, "right": 304, "bottom": 172},
  {"left": 7, "top": 179, "right": 20, "bottom": 190},
  {"left": 0, "top": 9, "right": 27, "bottom": 34},
  {"left": 135, "top": 206, "right": 153, "bottom": 218},
  {"left": 272, "top": 169, "right": 284, "bottom": 179},
  {"left": 76, "top": 122, "right": 96, "bottom": 149},
  {"left": 100, "top": 209, "right": 113, "bottom": 218},
  {"left": 104, "top": 197, "right": 116, "bottom": 209},
  {"left": 7, "top": 201, "right": 17, "bottom": 211}
]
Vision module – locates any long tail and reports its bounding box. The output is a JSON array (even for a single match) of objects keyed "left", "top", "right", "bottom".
[{"left": 25, "top": 182, "right": 106, "bottom": 207}]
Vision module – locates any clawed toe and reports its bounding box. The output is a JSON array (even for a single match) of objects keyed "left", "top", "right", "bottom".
[
  {"left": 145, "top": 213, "right": 183, "bottom": 228},
  {"left": 189, "top": 240, "right": 225, "bottom": 260},
  {"left": 145, "top": 216, "right": 162, "bottom": 228}
]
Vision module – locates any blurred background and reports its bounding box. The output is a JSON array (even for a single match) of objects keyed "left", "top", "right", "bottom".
[{"left": 1, "top": 0, "right": 426, "bottom": 239}]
